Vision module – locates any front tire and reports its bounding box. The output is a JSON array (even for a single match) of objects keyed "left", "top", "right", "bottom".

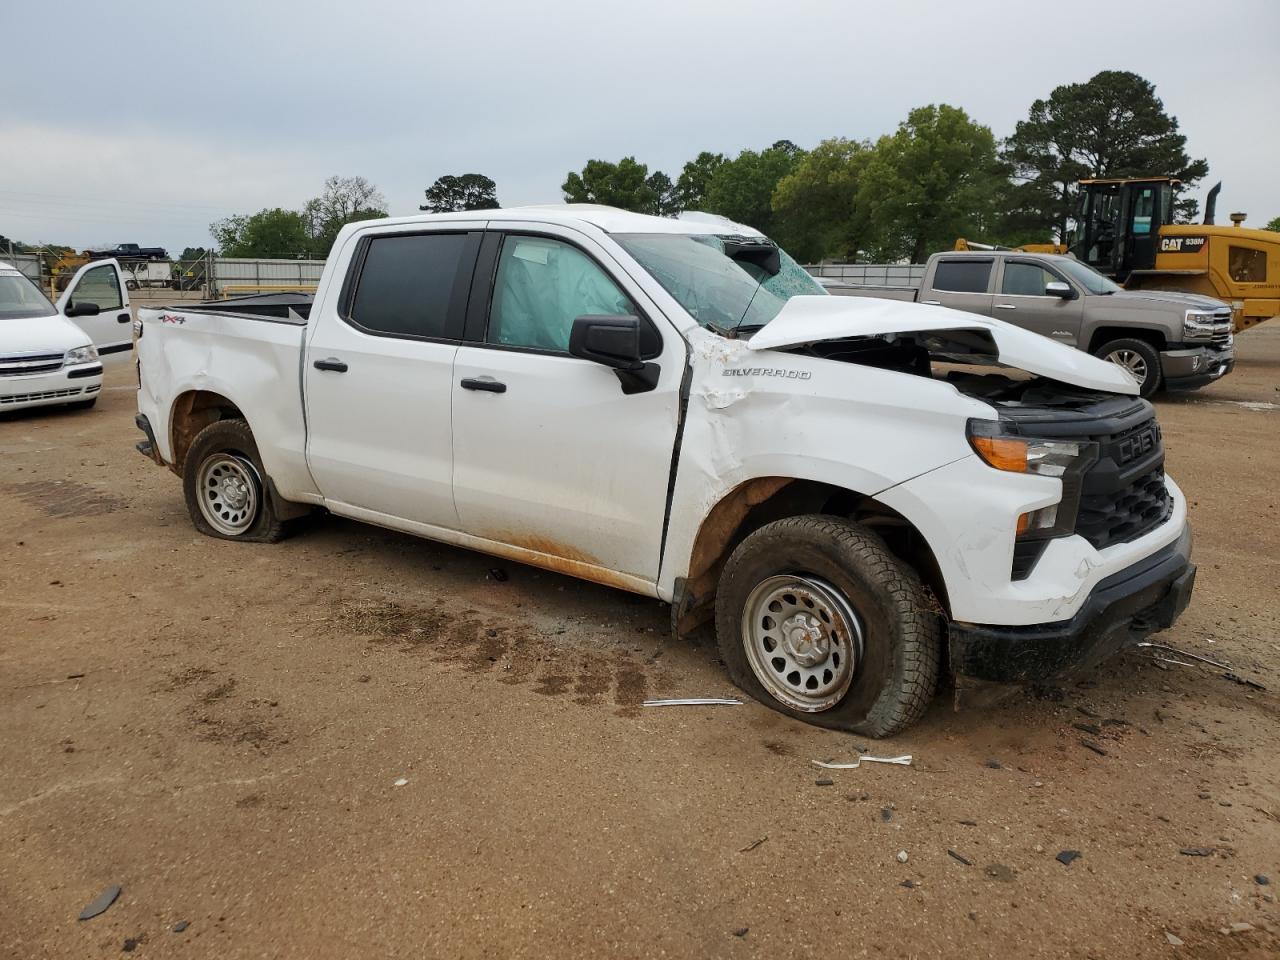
[
  {"left": 182, "top": 418, "right": 289, "bottom": 543},
  {"left": 1095, "top": 338, "right": 1162, "bottom": 398},
  {"left": 715, "top": 516, "right": 941, "bottom": 738}
]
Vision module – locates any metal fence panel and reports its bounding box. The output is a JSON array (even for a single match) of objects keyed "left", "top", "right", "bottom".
[
  {"left": 212, "top": 258, "right": 325, "bottom": 295},
  {"left": 2, "top": 253, "right": 44, "bottom": 281},
  {"left": 804, "top": 263, "right": 925, "bottom": 287}
]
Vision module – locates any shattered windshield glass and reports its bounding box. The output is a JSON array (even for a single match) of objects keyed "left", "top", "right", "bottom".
[{"left": 615, "top": 233, "right": 826, "bottom": 334}]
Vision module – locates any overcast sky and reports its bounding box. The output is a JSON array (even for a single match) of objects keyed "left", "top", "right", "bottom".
[{"left": 3, "top": 0, "right": 1277, "bottom": 254}]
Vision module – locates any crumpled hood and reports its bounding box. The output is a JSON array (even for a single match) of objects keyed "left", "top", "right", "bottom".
[
  {"left": 0, "top": 313, "right": 93, "bottom": 355},
  {"left": 747, "top": 295, "right": 1139, "bottom": 395}
]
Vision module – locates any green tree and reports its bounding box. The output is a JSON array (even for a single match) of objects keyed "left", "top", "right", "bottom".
[
  {"left": 645, "top": 171, "right": 678, "bottom": 216},
  {"left": 1004, "top": 70, "right": 1209, "bottom": 240},
  {"left": 562, "top": 157, "right": 663, "bottom": 212},
  {"left": 857, "top": 104, "right": 1006, "bottom": 262},
  {"left": 1265, "top": 216, "right": 1280, "bottom": 233},
  {"left": 210, "top": 208, "right": 312, "bottom": 258},
  {"left": 704, "top": 140, "right": 804, "bottom": 235},
  {"left": 421, "top": 173, "right": 499, "bottom": 212},
  {"left": 303, "top": 175, "right": 387, "bottom": 256},
  {"left": 771, "top": 138, "right": 870, "bottom": 262},
  {"left": 672, "top": 151, "right": 725, "bottom": 211}
]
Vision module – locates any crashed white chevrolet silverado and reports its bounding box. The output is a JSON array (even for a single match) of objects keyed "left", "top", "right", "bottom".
[{"left": 135, "top": 206, "right": 1194, "bottom": 736}]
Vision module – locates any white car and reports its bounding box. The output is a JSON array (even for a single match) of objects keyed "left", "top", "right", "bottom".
[
  {"left": 0, "top": 259, "right": 133, "bottom": 412},
  {"left": 135, "top": 206, "right": 1194, "bottom": 736}
]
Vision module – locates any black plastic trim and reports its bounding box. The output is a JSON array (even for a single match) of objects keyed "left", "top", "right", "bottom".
[
  {"left": 67, "top": 364, "right": 104, "bottom": 379},
  {"left": 97, "top": 342, "right": 133, "bottom": 356}
]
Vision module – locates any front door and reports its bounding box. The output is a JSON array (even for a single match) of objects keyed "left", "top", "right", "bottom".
[
  {"left": 56, "top": 259, "right": 133, "bottom": 360},
  {"left": 451, "top": 228, "right": 682, "bottom": 582},
  {"left": 304, "top": 227, "right": 482, "bottom": 529},
  {"left": 993, "top": 259, "right": 1085, "bottom": 346}
]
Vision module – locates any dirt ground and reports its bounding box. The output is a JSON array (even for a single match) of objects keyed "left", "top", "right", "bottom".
[{"left": 2, "top": 325, "right": 1278, "bottom": 959}]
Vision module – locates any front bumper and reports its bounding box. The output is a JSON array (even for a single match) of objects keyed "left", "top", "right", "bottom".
[
  {"left": 949, "top": 524, "right": 1194, "bottom": 683},
  {"left": 1160, "top": 344, "right": 1234, "bottom": 391},
  {"left": 0, "top": 365, "right": 103, "bottom": 411}
]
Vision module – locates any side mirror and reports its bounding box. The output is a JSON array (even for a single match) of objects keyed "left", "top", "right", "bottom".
[
  {"left": 1045, "top": 282, "right": 1074, "bottom": 300},
  {"left": 65, "top": 301, "right": 101, "bottom": 317},
  {"left": 568, "top": 315, "right": 643, "bottom": 371}
]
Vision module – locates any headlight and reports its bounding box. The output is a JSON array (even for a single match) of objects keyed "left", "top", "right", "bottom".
[
  {"left": 967, "top": 419, "right": 1099, "bottom": 539},
  {"left": 1183, "top": 310, "right": 1217, "bottom": 340},
  {"left": 65, "top": 345, "right": 99, "bottom": 365}
]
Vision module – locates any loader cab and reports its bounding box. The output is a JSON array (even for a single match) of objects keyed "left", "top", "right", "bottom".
[{"left": 1072, "top": 178, "right": 1178, "bottom": 281}]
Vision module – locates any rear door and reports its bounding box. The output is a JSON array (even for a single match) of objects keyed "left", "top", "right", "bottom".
[
  {"left": 993, "top": 259, "right": 1085, "bottom": 345},
  {"left": 920, "top": 258, "right": 994, "bottom": 316},
  {"left": 450, "top": 226, "right": 682, "bottom": 583},
  {"left": 55, "top": 259, "right": 133, "bottom": 360},
  {"left": 304, "top": 225, "right": 483, "bottom": 529}
]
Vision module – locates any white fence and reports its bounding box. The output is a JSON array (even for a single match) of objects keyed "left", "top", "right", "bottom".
[
  {"left": 211, "top": 258, "right": 325, "bottom": 295},
  {"left": 805, "top": 263, "right": 925, "bottom": 287}
]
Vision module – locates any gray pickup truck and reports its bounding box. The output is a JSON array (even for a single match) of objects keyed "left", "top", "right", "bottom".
[{"left": 822, "top": 251, "right": 1234, "bottom": 397}]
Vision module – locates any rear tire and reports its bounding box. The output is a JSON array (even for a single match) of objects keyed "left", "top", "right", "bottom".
[
  {"left": 182, "top": 418, "right": 290, "bottom": 543},
  {"left": 1095, "top": 338, "right": 1162, "bottom": 398},
  {"left": 715, "top": 516, "right": 941, "bottom": 738}
]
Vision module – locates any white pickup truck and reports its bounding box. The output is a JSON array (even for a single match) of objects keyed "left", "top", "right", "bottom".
[{"left": 135, "top": 206, "right": 1194, "bottom": 736}]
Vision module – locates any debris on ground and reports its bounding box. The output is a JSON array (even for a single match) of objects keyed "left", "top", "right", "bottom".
[
  {"left": 642, "top": 698, "right": 742, "bottom": 707},
  {"left": 947, "top": 849, "right": 973, "bottom": 866},
  {"left": 1076, "top": 706, "right": 1102, "bottom": 719},
  {"left": 1256, "top": 874, "right": 1271, "bottom": 885},
  {"left": 814, "top": 777, "right": 834, "bottom": 787},
  {"left": 1056, "top": 850, "right": 1082, "bottom": 866},
  {"left": 1080, "top": 740, "right": 1109, "bottom": 756},
  {"left": 1137, "top": 642, "right": 1228, "bottom": 669},
  {"left": 732, "top": 927, "right": 748, "bottom": 938},
  {"left": 1072, "top": 722, "right": 1102, "bottom": 736},
  {"left": 738, "top": 837, "right": 767, "bottom": 853},
  {"left": 896, "top": 850, "right": 909, "bottom": 863},
  {"left": 1221, "top": 922, "right": 1254, "bottom": 934},
  {"left": 984, "top": 759, "right": 1003, "bottom": 769},
  {"left": 487, "top": 568, "right": 509, "bottom": 582},
  {"left": 1178, "top": 847, "right": 1214, "bottom": 857},
  {"left": 1222, "top": 671, "right": 1266, "bottom": 691},
  {"left": 900, "top": 879, "right": 916, "bottom": 889},
  {"left": 393, "top": 778, "right": 409, "bottom": 787},
  {"left": 122, "top": 936, "right": 144, "bottom": 952},
  {"left": 811, "top": 755, "right": 912, "bottom": 770},
  {"left": 1165, "top": 931, "right": 1184, "bottom": 946},
  {"left": 881, "top": 807, "right": 893, "bottom": 822},
  {"left": 172, "top": 921, "right": 190, "bottom": 933},
  {"left": 77, "top": 885, "right": 121, "bottom": 921},
  {"left": 958, "top": 819, "right": 978, "bottom": 827}
]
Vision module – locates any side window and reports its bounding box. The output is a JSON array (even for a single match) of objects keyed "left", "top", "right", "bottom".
[
  {"left": 348, "top": 233, "right": 469, "bottom": 339},
  {"left": 488, "top": 236, "right": 636, "bottom": 352},
  {"left": 1228, "top": 246, "right": 1267, "bottom": 283},
  {"left": 71, "top": 264, "right": 123, "bottom": 310},
  {"left": 1001, "top": 262, "right": 1059, "bottom": 296},
  {"left": 1132, "top": 188, "right": 1155, "bottom": 235},
  {"left": 932, "top": 260, "right": 992, "bottom": 294}
]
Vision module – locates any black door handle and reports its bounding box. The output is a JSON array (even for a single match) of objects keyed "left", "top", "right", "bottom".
[
  {"left": 313, "top": 358, "right": 348, "bottom": 372},
  {"left": 117, "top": 312, "right": 131, "bottom": 324},
  {"left": 460, "top": 377, "right": 506, "bottom": 393}
]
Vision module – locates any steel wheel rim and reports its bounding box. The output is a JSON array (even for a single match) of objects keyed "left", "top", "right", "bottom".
[
  {"left": 740, "top": 575, "right": 863, "bottom": 712},
  {"left": 1105, "top": 348, "right": 1148, "bottom": 382},
  {"left": 196, "top": 453, "right": 260, "bottom": 535}
]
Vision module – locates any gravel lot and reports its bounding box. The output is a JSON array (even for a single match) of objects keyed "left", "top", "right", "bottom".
[{"left": 2, "top": 324, "right": 1278, "bottom": 958}]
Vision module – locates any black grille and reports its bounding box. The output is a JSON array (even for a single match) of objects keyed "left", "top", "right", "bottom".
[
  {"left": 1076, "top": 467, "right": 1172, "bottom": 549},
  {"left": 0, "top": 352, "right": 63, "bottom": 376}
]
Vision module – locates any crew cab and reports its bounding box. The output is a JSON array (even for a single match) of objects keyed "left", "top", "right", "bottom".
[
  {"left": 0, "top": 259, "right": 133, "bottom": 412},
  {"left": 134, "top": 206, "right": 1195, "bottom": 736},
  {"left": 823, "top": 250, "right": 1235, "bottom": 397}
]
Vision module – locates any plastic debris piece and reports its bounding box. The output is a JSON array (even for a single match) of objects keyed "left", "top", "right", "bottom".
[
  {"left": 1256, "top": 874, "right": 1271, "bottom": 885},
  {"left": 958, "top": 819, "right": 978, "bottom": 827},
  {"left": 1179, "top": 847, "right": 1213, "bottom": 857},
  {"left": 1056, "top": 850, "right": 1082, "bottom": 866},
  {"left": 896, "top": 850, "right": 908, "bottom": 863},
  {"left": 814, "top": 777, "right": 834, "bottom": 787},
  {"left": 1080, "top": 740, "right": 1109, "bottom": 756},
  {"left": 861, "top": 755, "right": 912, "bottom": 766},
  {"left": 984, "top": 759, "right": 1003, "bottom": 769},
  {"left": 1165, "top": 931, "right": 1184, "bottom": 946},
  {"left": 1137, "top": 642, "right": 1228, "bottom": 669},
  {"left": 732, "top": 927, "right": 749, "bottom": 938},
  {"left": 172, "top": 921, "right": 190, "bottom": 933},
  {"left": 1222, "top": 672, "right": 1266, "bottom": 691},
  {"left": 811, "top": 760, "right": 862, "bottom": 770},
  {"left": 78, "top": 885, "right": 121, "bottom": 921},
  {"left": 393, "top": 778, "right": 409, "bottom": 787},
  {"left": 899, "top": 879, "right": 916, "bottom": 889},
  {"left": 123, "top": 936, "right": 143, "bottom": 952},
  {"left": 488, "top": 568, "right": 509, "bottom": 582},
  {"left": 738, "top": 837, "right": 767, "bottom": 853},
  {"left": 947, "top": 849, "right": 973, "bottom": 866},
  {"left": 642, "top": 698, "right": 742, "bottom": 707},
  {"left": 1072, "top": 722, "right": 1102, "bottom": 736}
]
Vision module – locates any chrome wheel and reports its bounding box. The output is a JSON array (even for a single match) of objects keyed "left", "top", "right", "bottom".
[
  {"left": 1105, "top": 348, "right": 1148, "bottom": 384},
  {"left": 196, "top": 453, "right": 260, "bottom": 536},
  {"left": 740, "top": 575, "right": 863, "bottom": 712}
]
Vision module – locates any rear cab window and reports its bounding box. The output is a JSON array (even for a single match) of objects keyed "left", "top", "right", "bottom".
[
  {"left": 344, "top": 232, "right": 476, "bottom": 340},
  {"left": 931, "top": 259, "right": 992, "bottom": 294}
]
